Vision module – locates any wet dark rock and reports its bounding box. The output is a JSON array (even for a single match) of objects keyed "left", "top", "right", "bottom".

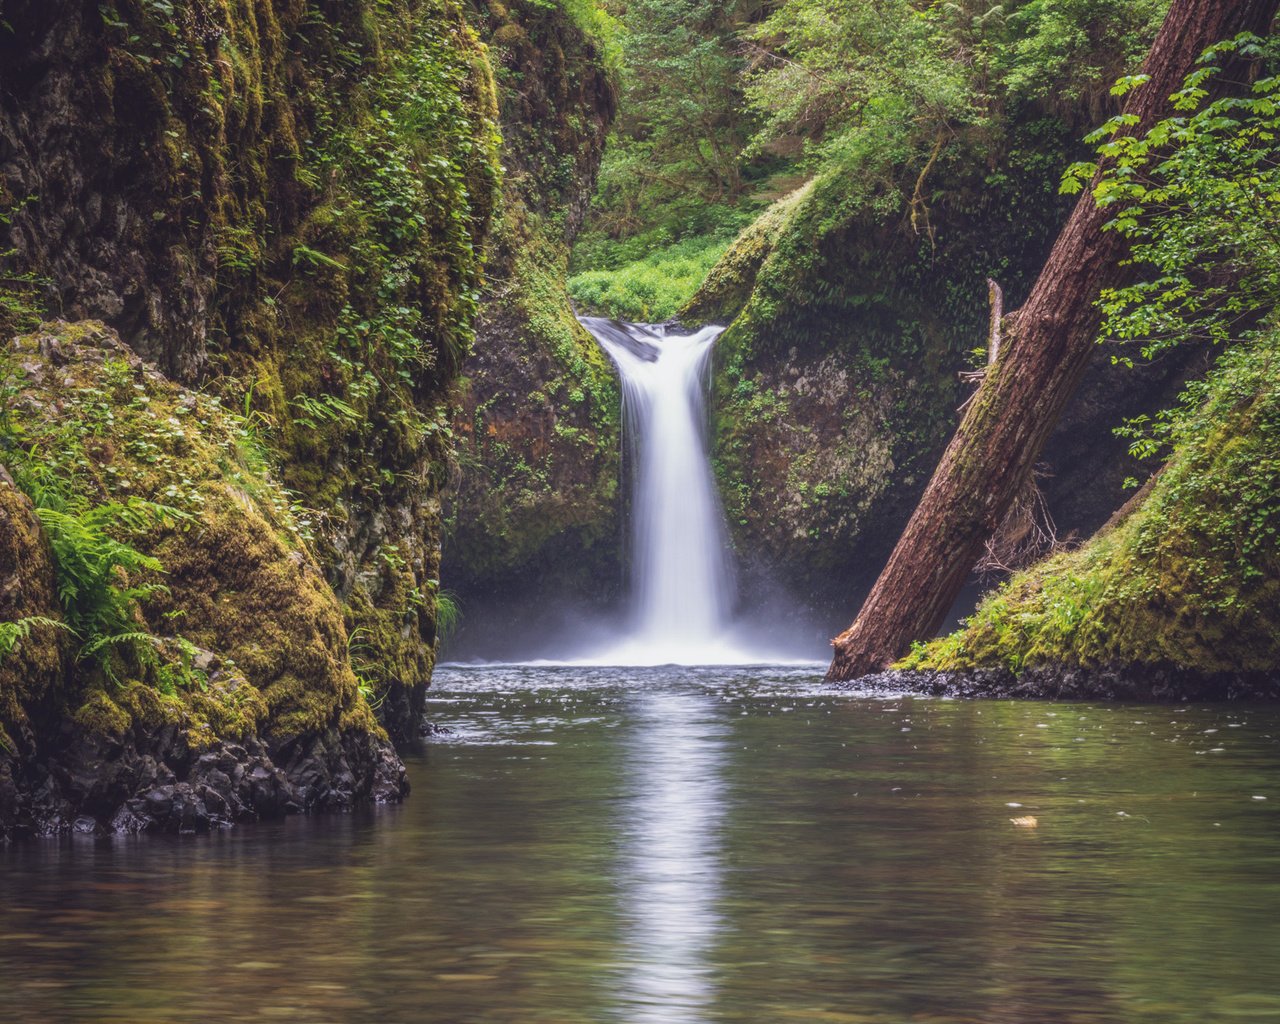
[
  {"left": 578, "top": 317, "right": 660, "bottom": 362},
  {"left": 1, "top": 723, "right": 406, "bottom": 841},
  {"left": 844, "top": 665, "right": 1280, "bottom": 702}
]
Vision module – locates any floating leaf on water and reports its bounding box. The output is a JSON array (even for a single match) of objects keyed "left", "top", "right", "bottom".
[{"left": 1010, "top": 816, "right": 1038, "bottom": 828}]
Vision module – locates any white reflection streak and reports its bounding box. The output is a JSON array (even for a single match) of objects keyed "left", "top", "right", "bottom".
[{"left": 618, "top": 691, "right": 726, "bottom": 1023}]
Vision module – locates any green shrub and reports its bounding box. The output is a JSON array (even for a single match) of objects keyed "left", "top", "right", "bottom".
[{"left": 568, "top": 231, "right": 738, "bottom": 321}]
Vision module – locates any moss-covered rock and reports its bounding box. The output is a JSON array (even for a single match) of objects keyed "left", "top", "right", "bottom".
[
  {"left": 0, "top": 0, "right": 504, "bottom": 742},
  {"left": 0, "top": 472, "right": 67, "bottom": 760},
  {"left": 0, "top": 322, "right": 404, "bottom": 837},
  {"left": 445, "top": 0, "right": 620, "bottom": 625},
  {"left": 685, "top": 113, "right": 1198, "bottom": 615},
  {"left": 686, "top": 147, "right": 1059, "bottom": 610},
  {"left": 898, "top": 329, "right": 1280, "bottom": 692}
]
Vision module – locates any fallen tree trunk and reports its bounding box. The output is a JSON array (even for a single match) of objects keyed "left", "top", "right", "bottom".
[{"left": 827, "top": 0, "right": 1280, "bottom": 681}]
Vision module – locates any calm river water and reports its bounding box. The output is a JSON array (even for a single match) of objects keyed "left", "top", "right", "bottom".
[{"left": 3, "top": 664, "right": 1280, "bottom": 1023}]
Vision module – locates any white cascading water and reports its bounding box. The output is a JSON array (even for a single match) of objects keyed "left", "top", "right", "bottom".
[{"left": 579, "top": 317, "right": 752, "bottom": 665}]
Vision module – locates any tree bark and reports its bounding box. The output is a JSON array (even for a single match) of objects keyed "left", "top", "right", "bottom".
[{"left": 827, "top": 0, "right": 1279, "bottom": 681}]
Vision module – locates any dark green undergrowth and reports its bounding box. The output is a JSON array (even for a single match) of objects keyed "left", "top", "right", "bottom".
[{"left": 1, "top": 322, "right": 390, "bottom": 747}]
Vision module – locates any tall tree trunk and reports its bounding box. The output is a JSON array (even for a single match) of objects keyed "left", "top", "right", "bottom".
[{"left": 827, "top": 0, "right": 1279, "bottom": 681}]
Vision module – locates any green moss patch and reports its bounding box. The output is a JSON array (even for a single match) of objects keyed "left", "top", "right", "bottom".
[{"left": 3, "top": 321, "right": 381, "bottom": 747}]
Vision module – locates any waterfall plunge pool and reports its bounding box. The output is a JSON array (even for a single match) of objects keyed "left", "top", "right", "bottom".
[
  {"left": 445, "top": 317, "right": 827, "bottom": 666},
  {"left": 5, "top": 663, "right": 1280, "bottom": 1023}
]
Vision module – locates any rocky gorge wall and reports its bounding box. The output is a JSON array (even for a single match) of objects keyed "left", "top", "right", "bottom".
[
  {"left": 0, "top": 0, "right": 507, "bottom": 835},
  {"left": 683, "top": 98, "right": 1197, "bottom": 623},
  {"left": 444, "top": 0, "right": 621, "bottom": 649}
]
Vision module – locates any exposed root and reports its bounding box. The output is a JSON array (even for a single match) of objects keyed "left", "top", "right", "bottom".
[{"left": 975, "top": 467, "right": 1066, "bottom": 578}]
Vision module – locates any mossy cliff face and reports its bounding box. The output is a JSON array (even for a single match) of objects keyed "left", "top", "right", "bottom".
[
  {"left": 687, "top": 145, "right": 1067, "bottom": 610},
  {"left": 0, "top": 0, "right": 506, "bottom": 833},
  {"left": 0, "top": 324, "right": 406, "bottom": 838},
  {"left": 0, "top": 0, "right": 503, "bottom": 745},
  {"left": 446, "top": 0, "right": 621, "bottom": 624},
  {"left": 893, "top": 330, "right": 1280, "bottom": 697},
  {"left": 688, "top": 123, "right": 1199, "bottom": 615}
]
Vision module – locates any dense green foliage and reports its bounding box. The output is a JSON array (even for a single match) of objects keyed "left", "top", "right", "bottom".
[
  {"left": 568, "top": 230, "right": 739, "bottom": 320},
  {"left": 0, "top": 323, "right": 387, "bottom": 740},
  {"left": 0, "top": 346, "right": 194, "bottom": 686},
  {"left": 290, "top": 3, "right": 500, "bottom": 395},
  {"left": 667, "top": 1, "right": 1169, "bottom": 601},
  {"left": 1065, "top": 33, "right": 1280, "bottom": 360},
  {"left": 905, "top": 37, "right": 1280, "bottom": 677},
  {"left": 566, "top": 0, "right": 773, "bottom": 317},
  {"left": 745, "top": 0, "right": 1165, "bottom": 160},
  {"left": 571, "top": 0, "right": 1166, "bottom": 320},
  {"left": 584, "top": 0, "right": 765, "bottom": 233}
]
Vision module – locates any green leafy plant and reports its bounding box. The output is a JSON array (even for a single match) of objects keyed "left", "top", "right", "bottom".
[
  {"left": 435, "top": 589, "right": 461, "bottom": 646},
  {"left": 13, "top": 457, "right": 190, "bottom": 682},
  {"left": 292, "top": 244, "right": 349, "bottom": 273},
  {"left": 0, "top": 615, "right": 68, "bottom": 663},
  {"left": 0, "top": 187, "right": 46, "bottom": 336},
  {"left": 1058, "top": 33, "right": 1280, "bottom": 468},
  {"left": 568, "top": 230, "right": 740, "bottom": 321},
  {"left": 1063, "top": 33, "right": 1280, "bottom": 361},
  {"left": 346, "top": 627, "right": 385, "bottom": 710},
  {"left": 289, "top": 392, "right": 360, "bottom": 430}
]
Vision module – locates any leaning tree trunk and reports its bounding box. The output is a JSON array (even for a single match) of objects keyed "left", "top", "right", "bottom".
[{"left": 827, "top": 0, "right": 1280, "bottom": 681}]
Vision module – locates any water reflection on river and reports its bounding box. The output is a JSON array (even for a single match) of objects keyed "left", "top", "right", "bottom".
[{"left": 3, "top": 664, "right": 1280, "bottom": 1023}]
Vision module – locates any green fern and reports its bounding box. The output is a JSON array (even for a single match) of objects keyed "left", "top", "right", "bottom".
[
  {"left": 346, "top": 627, "right": 386, "bottom": 710},
  {"left": 10, "top": 451, "right": 190, "bottom": 679},
  {"left": 289, "top": 392, "right": 360, "bottom": 430},
  {"left": 34, "top": 504, "right": 172, "bottom": 629},
  {"left": 435, "top": 590, "right": 462, "bottom": 645}
]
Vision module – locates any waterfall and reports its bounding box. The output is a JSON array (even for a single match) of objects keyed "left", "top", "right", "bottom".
[{"left": 580, "top": 318, "right": 748, "bottom": 665}]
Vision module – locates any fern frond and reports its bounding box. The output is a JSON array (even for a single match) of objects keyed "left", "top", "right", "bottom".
[{"left": 78, "top": 631, "right": 163, "bottom": 659}]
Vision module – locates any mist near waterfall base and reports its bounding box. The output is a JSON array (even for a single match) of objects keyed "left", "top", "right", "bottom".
[{"left": 446, "top": 319, "right": 828, "bottom": 667}]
